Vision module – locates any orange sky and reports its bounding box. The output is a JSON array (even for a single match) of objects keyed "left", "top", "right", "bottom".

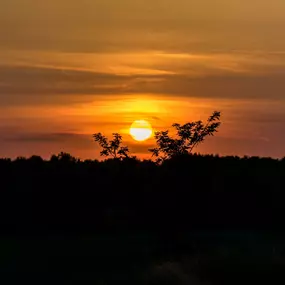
[{"left": 1, "top": 0, "right": 285, "bottom": 159}]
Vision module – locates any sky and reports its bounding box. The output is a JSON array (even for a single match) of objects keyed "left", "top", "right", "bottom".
[{"left": 1, "top": 0, "right": 285, "bottom": 159}]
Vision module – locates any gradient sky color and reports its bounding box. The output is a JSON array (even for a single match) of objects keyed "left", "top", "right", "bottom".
[{"left": 1, "top": 0, "right": 285, "bottom": 159}]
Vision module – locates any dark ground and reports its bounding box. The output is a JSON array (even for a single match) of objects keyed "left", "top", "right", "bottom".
[
  {"left": 0, "top": 232, "right": 284, "bottom": 284},
  {"left": 1, "top": 154, "right": 285, "bottom": 284}
]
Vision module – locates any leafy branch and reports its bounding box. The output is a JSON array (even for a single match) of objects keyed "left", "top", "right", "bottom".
[
  {"left": 149, "top": 111, "right": 221, "bottom": 162},
  {"left": 93, "top": 133, "right": 130, "bottom": 160}
]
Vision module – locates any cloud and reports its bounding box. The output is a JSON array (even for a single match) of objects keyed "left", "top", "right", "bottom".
[
  {"left": 0, "top": 131, "right": 97, "bottom": 159},
  {"left": 151, "top": 116, "right": 162, "bottom": 121},
  {"left": 200, "top": 135, "right": 285, "bottom": 159},
  {"left": 1, "top": 131, "right": 93, "bottom": 145},
  {"left": 2, "top": 54, "right": 285, "bottom": 107},
  {"left": 0, "top": 65, "right": 131, "bottom": 94}
]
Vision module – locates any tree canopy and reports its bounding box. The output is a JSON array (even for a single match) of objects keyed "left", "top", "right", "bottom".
[{"left": 149, "top": 111, "right": 221, "bottom": 162}]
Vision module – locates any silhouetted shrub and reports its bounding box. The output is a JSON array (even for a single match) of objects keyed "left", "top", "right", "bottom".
[{"left": 149, "top": 111, "right": 221, "bottom": 162}]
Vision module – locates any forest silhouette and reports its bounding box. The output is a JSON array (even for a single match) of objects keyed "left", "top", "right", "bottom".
[{"left": 1, "top": 151, "right": 285, "bottom": 234}]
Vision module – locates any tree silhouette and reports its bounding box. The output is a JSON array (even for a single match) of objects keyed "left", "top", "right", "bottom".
[
  {"left": 93, "top": 132, "right": 130, "bottom": 159},
  {"left": 149, "top": 111, "right": 221, "bottom": 162},
  {"left": 50, "top": 152, "right": 80, "bottom": 163}
]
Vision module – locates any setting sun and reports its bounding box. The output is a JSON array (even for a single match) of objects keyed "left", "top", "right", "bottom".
[{"left": 129, "top": 120, "right": 153, "bottom": 142}]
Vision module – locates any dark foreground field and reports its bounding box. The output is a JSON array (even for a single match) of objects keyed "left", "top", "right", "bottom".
[
  {"left": 1, "top": 154, "right": 285, "bottom": 284},
  {"left": 1, "top": 232, "right": 285, "bottom": 284}
]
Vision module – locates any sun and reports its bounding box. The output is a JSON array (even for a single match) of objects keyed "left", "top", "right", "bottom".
[{"left": 129, "top": 120, "right": 153, "bottom": 142}]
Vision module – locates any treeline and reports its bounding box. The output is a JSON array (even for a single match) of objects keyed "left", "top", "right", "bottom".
[{"left": 0, "top": 153, "right": 285, "bottom": 235}]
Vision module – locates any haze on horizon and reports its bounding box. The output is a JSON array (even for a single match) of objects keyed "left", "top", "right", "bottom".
[{"left": 1, "top": 0, "right": 285, "bottom": 159}]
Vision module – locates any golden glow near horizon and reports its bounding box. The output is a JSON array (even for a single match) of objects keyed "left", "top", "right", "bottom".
[{"left": 129, "top": 120, "right": 153, "bottom": 142}]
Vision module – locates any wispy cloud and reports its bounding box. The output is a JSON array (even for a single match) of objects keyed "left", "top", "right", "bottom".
[
  {"left": 2, "top": 132, "right": 91, "bottom": 143},
  {"left": 2, "top": 50, "right": 285, "bottom": 106}
]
